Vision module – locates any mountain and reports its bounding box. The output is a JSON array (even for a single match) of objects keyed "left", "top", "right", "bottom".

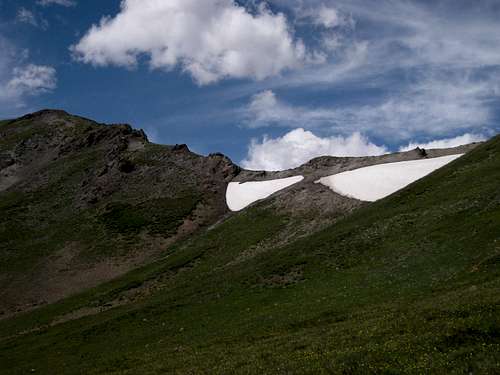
[
  {"left": 1, "top": 110, "right": 499, "bottom": 374},
  {"left": 0, "top": 110, "right": 239, "bottom": 317},
  {"left": 0, "top": 110, "right": 477, "bottom": 318}
]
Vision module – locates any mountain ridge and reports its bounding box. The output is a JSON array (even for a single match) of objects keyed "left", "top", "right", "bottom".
[
  {"left": 0, "top": 110, "right": 240, "bottom": 317},
  {"left": 1, "top": 110, "right": 499, "bottom": 374},
  {"left": 0, "top": 110, "right": 483, "bottom": 318}
]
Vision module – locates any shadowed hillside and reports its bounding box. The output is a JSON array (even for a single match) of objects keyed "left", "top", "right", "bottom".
[{"left": 0, "top": 110, "right": 240, "bottom": 316}]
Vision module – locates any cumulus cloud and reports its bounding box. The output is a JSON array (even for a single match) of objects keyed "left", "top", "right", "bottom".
[
  {"left": 241, "top": 126, "right": 486, "bottom": 171},
  {"left": 71, "top": 0, "right": 306, "bottom": 85},
  {"left": 399, "top": 134, "right": 487, "bottom": 152},
  {"left": 37, "top": 0, "right": 76, "bottom": 7},
  {"left": 241, "top": 128, "right": 387, "bottom": 171}
]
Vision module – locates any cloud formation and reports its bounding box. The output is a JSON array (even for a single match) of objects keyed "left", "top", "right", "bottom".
[
  {"left": 277, "top": 0, "right": 500, "bottom": 72},
  {"left": 314, "top": 5, "right": 343, "bottom": 28},
  {"left": 0, "top": 38, "right": 57, "bottom": 110},
  {"left": 245, "top": 83, "right": 494, "bottom": 141},
  {"left": 307, "top": 4, "right": 354, "bottom": 30},
  {"left": 241, "top": 128, "right": 387, "bottom": 171},
  {"left": 16, "top": 8, "right": 48, "bottom": 29},
  {"left": 241, "top": 127, "right": 485, "bottom": 171},
  {"left": 72, "top": 0, "right": 306, "bottom": 84},
  {"left": 5, "top": 64, "right": 57, "bottom": 97},
  {"left": 240, "top": 0, "right": 500, "bottom": 144}
]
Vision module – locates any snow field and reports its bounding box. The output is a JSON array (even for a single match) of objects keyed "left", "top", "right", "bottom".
[
  {"left": 226, "top": 176, "right": 304, "bottom": 211},
  {"left": 316, "top": 154, "right": 463, "bottom": 202}
]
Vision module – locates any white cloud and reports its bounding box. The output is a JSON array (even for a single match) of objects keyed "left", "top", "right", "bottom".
[
  {"left": 241, "top": 125, "right": 485, "bottom": 171},
  {"left": 348, "top": 75, "right": 496, "bottom": 139},
  {"left": 279, "top": 0, "right": 500, "bottom": 70},
  {"left": 6, "top": 65, "right": 57, "bottom": 97},
  {"left": 241, "top": 128, "right": 387, "bottom": 171},
  {"left": 281, "top": 0, "right": 500, "bottom": 92},
  {"left": 16, "top": 8, "right": 37, "bottom": 26},
  {"left": 245, "top": 89, "right": 348, "bottom": 130},
  {"left": 399, "top": 134, "right": 486, "bottom": 152},
  {"left": 246, "top": 90, "right": 296, "bottom": 127},
  {"left": 311, "top": 5, "right": 354, "bottom": 29},
  {"left": 16, "top": 8, "right": 48, "bottom": 29},
  {"left": 0, "top": 36, "right": 55, "bottom": 116},
  {"left": 315, "top": 5, "right": 342, "bottom": 28},
  {"left": 245, "top": 81, "right": 494, "bottom": 140},
  {"left": 0, "top": 63, "right": 57, "bottom": 110},
  {"left": 72, "top": 0, "right": 306, "bottom": 85},
  {"left": 249, "top": 0, "right": 500, "bottom": 144},
  {"left": 37, "top": 0, "right": 76, "bottom": 7}
]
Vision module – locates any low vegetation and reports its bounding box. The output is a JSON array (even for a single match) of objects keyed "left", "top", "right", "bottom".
[
  {"left": 0, "top": 111, "right": 236, "bottom": 319},
  {"left": 0, "top": 125, "right": 499, "bottom": 373}
]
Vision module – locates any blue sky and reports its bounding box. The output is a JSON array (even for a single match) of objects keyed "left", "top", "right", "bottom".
[{"left": 0, "top": 0, "right": 499, "bottom": 170}]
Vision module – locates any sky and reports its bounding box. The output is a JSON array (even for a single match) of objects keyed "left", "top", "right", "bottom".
[{"left": 0, "top": 0, "right": 499, "bottom": 170}]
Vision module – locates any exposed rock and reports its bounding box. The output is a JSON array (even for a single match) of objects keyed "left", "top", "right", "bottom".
[
  {"left": 0, "top": 154, "right": 14, "bottom": 170},
  {"left": 173, "top": 144, "right": 189, "bottom": 152}
]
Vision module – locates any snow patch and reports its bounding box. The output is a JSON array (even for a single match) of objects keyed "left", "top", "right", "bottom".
[
  {"left": 317, "top": 154, "right": 463, "bottom": 202},
  {"left": 226, "top": 176, "right": 304, "bottom": 211}
]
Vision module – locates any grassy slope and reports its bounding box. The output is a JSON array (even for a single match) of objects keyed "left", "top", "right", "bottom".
[
  {"left": 0, "top": 115, "right": 221, "bottom": 318},
  {"left": 1, "top": 137, "right": 500, "bottom": 374},
  {"left": 0, "top": 117, "right": 200, "bottom": 271},
  {"left": 0, "top": 118, "right": 99, "bottom": 271}
]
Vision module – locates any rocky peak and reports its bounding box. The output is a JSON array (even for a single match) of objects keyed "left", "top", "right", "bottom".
[{"left": 16, "top": 109, "right": 70, "bottom": 122}]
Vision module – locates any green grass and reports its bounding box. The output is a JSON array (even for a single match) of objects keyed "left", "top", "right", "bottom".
[
  {"left": 0, "top": 122, "right": 49, "bottom": 149},
  {"left": 130, "top": 143, "right": 171, "bottom": 166},
  {"left": 100, "top": 194, "right": 200, "bottom": 236},
  {"left": 0, "top": 148, "right": 107, "bottom": 271},
  {"left": 0, "top": 115, "right": 206, "bottom": 273},
  {"left": 1, "top": 137, "right": 499, "bottom": 374}
]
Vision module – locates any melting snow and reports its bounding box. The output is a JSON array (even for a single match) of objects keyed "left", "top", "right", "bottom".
[
  {"left": 317, "top": 154, "right": 463, "bottom": 202},
  {"left": 226, "top": 176, "right": 304, "bottom": 211}
]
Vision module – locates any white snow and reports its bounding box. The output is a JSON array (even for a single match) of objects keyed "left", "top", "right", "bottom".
[
  {"left": 226, "top": 176, "right": 304, "bottom": 211},
  {"left": 317, "top": 154, "right": 463, "bottom": 202}
]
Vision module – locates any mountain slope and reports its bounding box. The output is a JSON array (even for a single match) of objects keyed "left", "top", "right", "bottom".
[
  {"left": 231, "top": 142, "right": 478, "bottom": 215},
  {"left": 0, "top": 110, "right": 239, "bottom": 316},
  {"left": 0, "top": 118, "right": 499, "bottom": 373},
  {"left": 1, "top": 110, "right": 477, "bottom": 318}
]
